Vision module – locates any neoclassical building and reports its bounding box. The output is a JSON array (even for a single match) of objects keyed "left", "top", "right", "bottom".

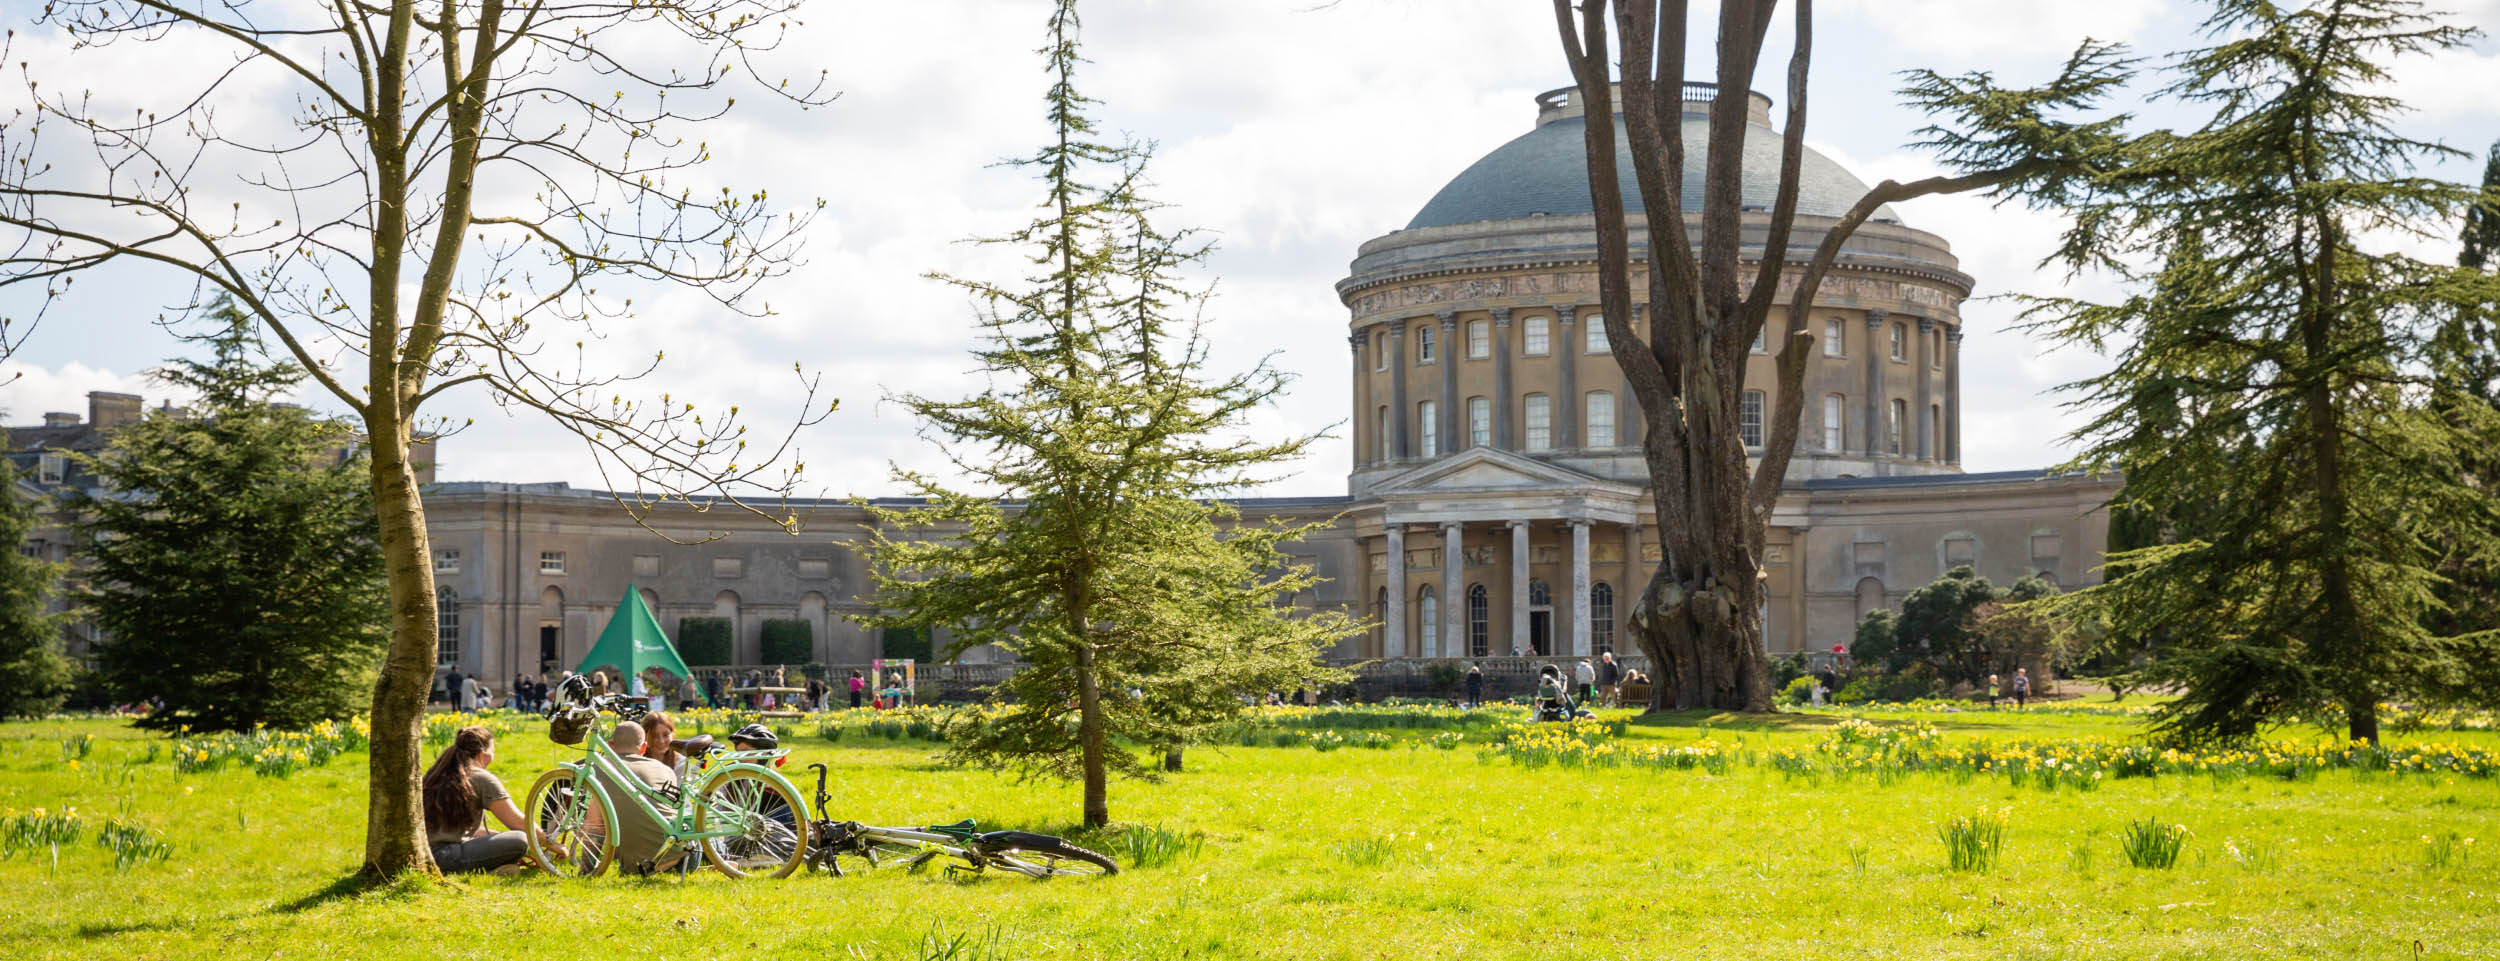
[{"left": 399, "top": 82, "right": 2116, "bottom": 682}]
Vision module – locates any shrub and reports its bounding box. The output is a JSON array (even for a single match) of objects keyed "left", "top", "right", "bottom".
[
  {"left": 1779, "top": 676, "right": 1817, "bottom": 706},
  {"left": 760, "top": 619, "right": 812, "bottom": 665},
  {"left": 678, "top": 617, "right": 733, "bottom": 666},
  {"left": 2119, "top": 818, "right": 2188, "bottom": 869}
]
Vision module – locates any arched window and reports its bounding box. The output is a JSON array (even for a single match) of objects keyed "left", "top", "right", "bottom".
[
  {"left": 1822, "top": 394, "right": 1845, "bottom": 450},
  {"left": 436, "top": 590, "right": 460, "bottom": 667},
  {"left": 1854, "top": 577, "right": 1886, "bottom": 618},
  {"left": 1415, "top": 586, "right": 1438, "bottom": 656},
  {"left": 1523, "top": 394, "right": 1552, "bottom": 451},
  {"left": 1585, "top": 391, "right": 1615, "bottom": 448},
  {"left": 1467, "top": 585, "right": 1490, "bottom": 657},
  {"left": 1467, "top": 319, "right": 1490, "bottom": 359},
  {"left": 1590, "top": 582, "right": 1615, "bottom": 652},
  {"left": 1417, "top": 400, "right": 1440, "bottom": 458},
  {"left": 1740, "top": 390, "right": 1765, "bottom": 448},
  {"left": 1529, "top": 579, "right": 1552, "bottom": 608},
  {"left": 1524, "top": 316, "right": 1551, "bottom": 356},
  {"left": 1467, "top": 396, "right": 1491, "bottom": 447},
  {"left": 1585, "top": 315, "right": 1608, "bottom": 353},
  {"left": 1888, "top": 399, "right": 1907, "bottom": 454}
]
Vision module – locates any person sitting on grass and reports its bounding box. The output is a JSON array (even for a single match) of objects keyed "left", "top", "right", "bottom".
[
  {"left": 422, "top": 726, "right": 550, "bottom": 875},
  {"left": 1535, "top": 665, "right": 1571, "bottom": 720},
  {"left": 592, "top": 720, "right": 684, "bottom": 875},
  {"left": 641, "top": 711, "right": 687, "bottom": 778}
]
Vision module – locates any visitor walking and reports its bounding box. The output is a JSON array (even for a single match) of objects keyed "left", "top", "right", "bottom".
[
  {"left": 1464, "top": 663, "right": 1484, "bottom": 707},
  {"left": 847, "top": 670, "right": 865, "bottom": 709},
  {"left": 1572, "top": 658, "right": 1597, "bottom": 707},
  {"left": 1814, "top": 664, "right": 1838, "bottom": 708},
  {"left": 806, "top": 674, "right": 828, "bottom": 711},
  {"left": 1597, "top": 652, "right": 1622, "bottom": 708},
  {"left": 2012, "top": 668, "right": 2031, "bottom": 710},
  {"left": 1986, "top": 674, "right": 2001, "bottom": 709}
]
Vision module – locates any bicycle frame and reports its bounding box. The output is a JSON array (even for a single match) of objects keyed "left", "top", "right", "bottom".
[{"left": 555, "top": 714, "right": 812, "bottom": 850}]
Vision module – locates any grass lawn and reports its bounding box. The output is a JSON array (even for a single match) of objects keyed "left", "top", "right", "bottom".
[{"left": 2, "top": 702, "right": 2495, "bottom": 960}]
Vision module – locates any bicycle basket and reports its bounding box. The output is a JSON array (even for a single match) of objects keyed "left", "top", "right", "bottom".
[{"left": 548, "top": 709, "right": 593, "bottom": 746}]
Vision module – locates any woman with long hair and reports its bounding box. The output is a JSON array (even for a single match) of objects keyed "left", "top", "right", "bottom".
[
  {"left": 641, "top": 711, "right": 685, "bottom": 777},
  {"left": 421, "top": 726, "right": 542, "bottom": 873}
]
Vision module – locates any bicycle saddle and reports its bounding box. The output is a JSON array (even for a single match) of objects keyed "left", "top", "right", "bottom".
[
  {"left": 671, "top": 734, "right": 715, "bottom": 756},
  {"left": 927, "top": 818, "right": 980, "bottom": 839}
]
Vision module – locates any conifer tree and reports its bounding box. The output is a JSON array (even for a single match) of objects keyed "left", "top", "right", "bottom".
[
  {"left": 859, "top": 0, "right": 1355, "bottom": 828},
  {"left": 2027, "top": 0, "right": 2500, "bottom": 744},
  {"left": 0, "top": 458, "right": 70, "bottom": 719},
  {"left": 72, "top": 303, "right": 389, "bottom": 732}
]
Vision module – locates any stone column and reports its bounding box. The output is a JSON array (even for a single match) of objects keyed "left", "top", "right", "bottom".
[
  {"left": 1914, "top": 316, "right": 1934, "bottom": 462},
  {"left": 1569, "top": 520, "right": 1592, "bottom": 657},
  {"left": 1555, "top": 306, "right": 1581, "bottom": 448},
  {"left": 1441, "top": 522, "right": 1464, "bottom": 658},
  {"left": 1389, "top": 320, "right": 1411, "bottom": 461},
  {"left": 1437, "top": 311, "right": 1459, "bottom": 458},
  {"left": 1862, "top": 309, "right": 1886, "bottom": 458},
  {"left": 1491, "top": 307, "right": 1515, "bottom": 449},
  {"left": 1383, "top": 525, "right": 1406, "bottom": 658},
  {"left": 1621, "top": 305, "right": 1642, "bottom": 447},
  {"left": 1349, "top": 332, "right": 1368, "bottom": 463},
  {"left": 1509, "top": 520, "right": 1531, "bottom": 656},
  {"left": 1946, "top": 327, "right": 1963, "bottom": 465}
]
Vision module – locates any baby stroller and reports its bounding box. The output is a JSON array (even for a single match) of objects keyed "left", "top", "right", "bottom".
[{"left": 1531, "top": 665, "right": 1594, "bottom": 722}]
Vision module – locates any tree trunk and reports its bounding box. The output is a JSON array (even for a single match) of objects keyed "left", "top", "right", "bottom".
[
  {"left": 360, "top": 420, "right": 440, "bottom": 878},
  {"left": 2346, "top": 698, "right": 2379, "bottom": 746},
  {"left": 1076, "top": 644, "right": 1108, "bottom": 828},
  {"left": 1162, "top": 745, "right": 1184, "bottom": 772}
]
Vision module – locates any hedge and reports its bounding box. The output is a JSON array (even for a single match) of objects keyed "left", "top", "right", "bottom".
[
  {"left": 760, "top": 619, "right": 813, "bottom": 665},
  {"left": 678, "top": 616, "right": 733, "bottom": 666}
]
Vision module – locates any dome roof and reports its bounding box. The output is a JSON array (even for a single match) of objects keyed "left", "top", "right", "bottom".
[{"left": 1405, "top": 99, "right": 1900, "bottom": 231}]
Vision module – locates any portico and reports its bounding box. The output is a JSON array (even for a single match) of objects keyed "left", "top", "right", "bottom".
[{"left": 1358, "top": 447, "right": 1647, "bottom": 659}]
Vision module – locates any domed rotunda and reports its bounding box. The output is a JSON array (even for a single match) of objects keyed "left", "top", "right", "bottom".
[{"left": 1329, "top": 83, "right": 2114, "bottom": 663}]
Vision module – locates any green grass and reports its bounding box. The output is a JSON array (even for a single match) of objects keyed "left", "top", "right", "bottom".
[{"left": 1, "top": 706, "right": 2496, "bottom": 959}]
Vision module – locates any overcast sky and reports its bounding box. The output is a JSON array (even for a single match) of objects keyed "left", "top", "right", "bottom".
[{"left": 6, "top": 0, "right": 2499, "bottom": 500}]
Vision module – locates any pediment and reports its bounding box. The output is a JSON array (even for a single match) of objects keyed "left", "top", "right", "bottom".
[{"left": 1372, "top": 447, "right": 1631, "bottom": 495}]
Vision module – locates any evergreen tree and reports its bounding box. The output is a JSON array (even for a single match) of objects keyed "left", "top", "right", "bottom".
[
  {"left": 2026, "top": 0, "right": 2500, "bottom": 744},
  {"left": 858, "top": 0, "right": 1356, "bottom": 828},
  {"left": 0, "top": 458, "right": 71, "bottom": 719},
  {"left": 1891, "top": 566, "right": 1999, "bottom": 686},
  {"left": 72, "top": 303, "right": 389, "bottom": 732}
]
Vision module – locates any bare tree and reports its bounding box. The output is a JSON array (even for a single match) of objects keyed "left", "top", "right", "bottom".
[
  {"left": 1551, "top": 0, "right": 2131, "bottom": 710},
  {"left": 0, "top": 0, "right": 835, "bottom": 877}
]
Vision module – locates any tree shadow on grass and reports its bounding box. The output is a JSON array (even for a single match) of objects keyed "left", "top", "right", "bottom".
[
  {"left": 273, "top": 869, "right": 436, "bottom": 914},
  {"left": 1625, "top": 709, "right": 1841, "bottom": 733}
]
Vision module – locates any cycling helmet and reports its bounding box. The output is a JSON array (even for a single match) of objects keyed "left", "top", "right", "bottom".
[{"left": 729, "top": 722, "right": 779, "bottom": 750}]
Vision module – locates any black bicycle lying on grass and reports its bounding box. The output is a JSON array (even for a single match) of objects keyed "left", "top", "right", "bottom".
[{"left": 800, "top": 763, "right": 1117, "bottom": 879}]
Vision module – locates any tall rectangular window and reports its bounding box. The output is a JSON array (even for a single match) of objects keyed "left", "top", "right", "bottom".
[
  {"left": 436, "top": 591, "right": 461, "bottom": 666},
  {"left": 1752, "top": 326, "right": 1767, "bottom": 354},
  {"left": 1417, "top": 324, "right": 1436, "bottom": 363},
  {"left": 1928, "top": 405, "right": 1942, "bottom": 456},
  {"left": 1740, "top": 391, "right": 1764, "bottom": 448},
  {"left": 1377, "top": 406, "right": 1391, "bottom": 461},
  {"left": 1585, "top": 315, "right": 1607, "bottom": 353},
  {"left": 1889, "top": 399, "right": 1907, "bottom": 454},
  {"left": 1523, "top": 394, "right": 1552, "bottom": 451},
  {"left": 1889, "top": 323, "right": 1906, "bottom": 361},
  {"left": 1373, "top": 331, "right": 1386, "bottom": 371},
  {"left": 1467, "top": 396, "right": 1490, "bottom": 447},
  {"left": 37, "top": 452, "right": 64, "bottom": 485},
  {"left": 1417, "top": 400, "right": 1439, "bottom": 458},
  {"left": 1932, "top": 329, "right": 1945, "bottom": 368},
  {"left": 1466, "top": 320, "right": 1489, "bottom": 359},
  {"left": 1823, "top": 318, "right": 1845, "bottom": 357},
  {"left": 540, "top": 551, "right": 566, "bottom": 574},
  {"left": 1523, "top": 317, "right": 1550, "bottom": 356},
  {"left": 1585, "top": 391, "right": 1615, "bottom": 447},
  {"left": 1822, "top": 394, "right": 1845, "bottom": 450}
]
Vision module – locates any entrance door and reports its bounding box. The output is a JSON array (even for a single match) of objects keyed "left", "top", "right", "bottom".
[
  {"left": 539, "top": 624, "right": 559, "bottom": 671},
  {"left": 1529, "top": 611, "right": 1552, "bottom": 656}
]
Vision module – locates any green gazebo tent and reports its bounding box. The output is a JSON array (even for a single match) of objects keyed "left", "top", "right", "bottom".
[{"left": 575, "top": 584, "right": 694, "bottom": 683}]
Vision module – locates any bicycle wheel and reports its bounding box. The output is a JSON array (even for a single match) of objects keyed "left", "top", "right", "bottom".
[
  {"left": 524, "top": 768, "right": 615, "bottom": 879},
  {"left": 696, "top": 770, "right": 811, "bottom": 879},
  {"left": 990, "top": 837, "right": 1119, "bottom": 878}
]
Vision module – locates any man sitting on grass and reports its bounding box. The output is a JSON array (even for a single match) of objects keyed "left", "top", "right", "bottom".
[{"left": 594, "top": 720, "right": 684, "bottom": 874}]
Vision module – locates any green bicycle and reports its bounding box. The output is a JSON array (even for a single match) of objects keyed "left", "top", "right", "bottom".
[{"left": 527, "top": 676, "right": 812, "bottom": 879}]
